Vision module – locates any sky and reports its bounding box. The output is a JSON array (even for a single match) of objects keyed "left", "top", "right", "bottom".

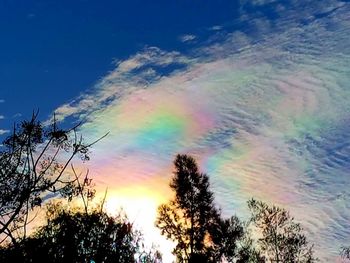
[{"left": 1, "top": 0, "right": 350, "bottom": 262}]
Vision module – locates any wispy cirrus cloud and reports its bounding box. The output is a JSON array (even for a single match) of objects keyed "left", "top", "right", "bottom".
[
  {"left": 0, "top": 113, "right": 8, "bottom": 136},
  {"left": 0, "top": 129, "right": 9, "bottom": 135},
  {"left": 210, "top": 25, "right": 223, "bottom": 31},
  {"left": 240, "top": 0, "right": 277, "bottom": 8},
  {"left": 53, "top": 47, "right": 193, "bottom": 124},
  {"left": 179, "top": 34, "right": 196, "bottom": 43}
]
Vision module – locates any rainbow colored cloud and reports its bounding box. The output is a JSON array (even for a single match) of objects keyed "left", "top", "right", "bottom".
[{"left": 55, "top": 1, "right": 350, "bottom": 261}]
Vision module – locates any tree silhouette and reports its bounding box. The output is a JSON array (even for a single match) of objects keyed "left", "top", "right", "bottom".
[
  {"left": 0, "top": 202, "right": 162, "bottom": 263},
  {"left": 156, "top": 154, "right": 243, "bottom": 262},
  {"left": 0, "top": 112, "right": 105, "bottom": 245},
  {"left": 235, "top": 227, "right": 265, "bottom": 263},
  {"left": 247, "top": 198, "right": 317, "bottom": 263},
  {"left": 341, "top": 246, "right": 350, "bottom": 260}
]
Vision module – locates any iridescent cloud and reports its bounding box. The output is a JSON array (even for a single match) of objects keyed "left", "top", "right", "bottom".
[{"left": 57, "top": 0, "right": 350, "bottom": 261}]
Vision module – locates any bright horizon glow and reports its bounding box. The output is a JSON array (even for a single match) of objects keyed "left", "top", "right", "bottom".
[{"left": 101, "top": 187, "right": 175, "bottom": 263}]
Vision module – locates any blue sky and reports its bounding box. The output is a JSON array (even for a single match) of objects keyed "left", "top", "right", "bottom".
[
  {"left": 1, "top": 1, "right": 350, "bottom": 261},
  {"left": 0, "top": 0, "right": 241, "bottom": 125}
]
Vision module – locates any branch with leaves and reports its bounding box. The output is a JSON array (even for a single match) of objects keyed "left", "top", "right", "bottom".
[{"left": 0, "top": 112, "right": 107, "bottom": 244}]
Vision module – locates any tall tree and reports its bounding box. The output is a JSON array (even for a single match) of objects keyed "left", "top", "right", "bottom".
[
  {"left": 0, "top": 112, "right": 105, "bottom": 245},
  {"left": 156, "top": 154, "right": 243, "bottom": 262},
  {"left": 247, "top": 199, "right": 317, "bottom": 263}
]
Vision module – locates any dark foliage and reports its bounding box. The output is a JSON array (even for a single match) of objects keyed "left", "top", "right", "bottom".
[
  {"left": 0, "top": 112, "right": 104, "bottom": 244},
  {"left": 247, "top": 198, "right": 317, "bottom": 263},
  {"left": 235, "top": 228, "right": 265, "bottom": 263},
  {"left": 156, "top": 154, "right": 243, "bottom": 262},
  {"left": 341, "top": 246, "right": 350, "bottom": 260},
  {"left": 0, "top": 202, "right": 162, "bottom": 263}
]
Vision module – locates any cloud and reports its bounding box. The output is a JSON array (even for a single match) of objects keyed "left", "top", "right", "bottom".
[
  {"left": 53, "top": 47, "right": 193, "bottom": 124},
  {"left": 0, "top": 99, "right": 4, "bottom": 103},
  {"left": 0, "top": 129, "right": 9, "bottom": 135},
  {"left": 210, "top": 25, "right": 222, "bottom": 31},
  {"left": 52, "top": 1, "right": 350, "bottom": 261},
  {"left": 240, "top": 0, "right": 277, "bottom": 6},
  {"left": 112, "top": 46, "right": 191, "bottom": 74},
  {"left": 179, "top": 34, "right": 196, "bottom": 43}
]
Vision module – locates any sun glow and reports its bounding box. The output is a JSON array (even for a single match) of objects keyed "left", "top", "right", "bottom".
[{"left": 102, "top": 187, "right": 175, "bottom": 263}]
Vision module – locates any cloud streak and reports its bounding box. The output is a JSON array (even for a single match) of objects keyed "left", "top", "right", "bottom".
[
  {"left": 0, "top": 129, "right": 9, "bottom": 135},
  {"left": 179, "top": 34, "right": 196, "bottom": 43}
]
